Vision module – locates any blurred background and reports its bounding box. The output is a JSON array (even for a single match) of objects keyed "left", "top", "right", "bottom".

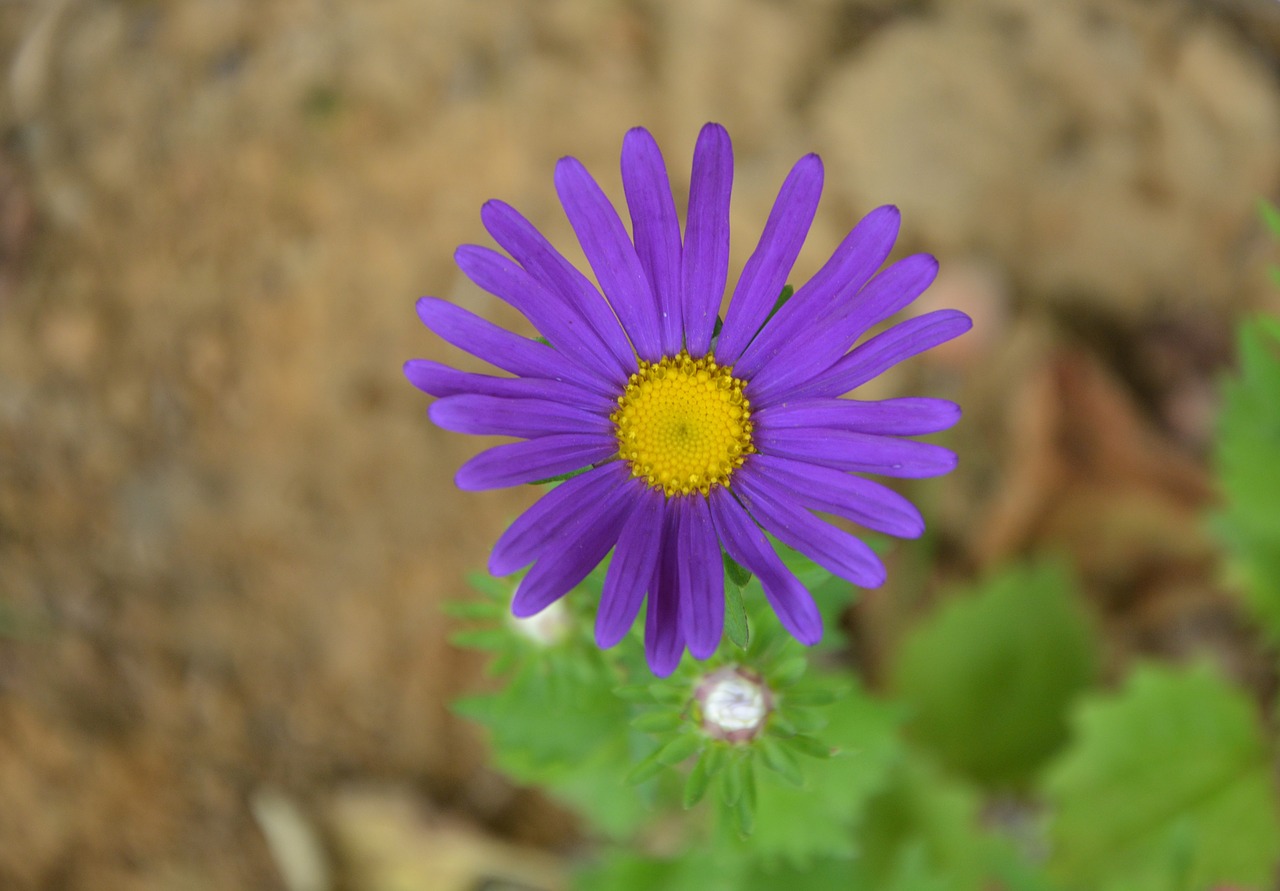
[{"left": 1, "top": 0, "right": 1279, "bottom": 888}]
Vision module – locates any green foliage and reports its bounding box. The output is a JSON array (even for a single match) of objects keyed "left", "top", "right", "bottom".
[
  {"left": 1043, "top": 662, "right": 1280, "bottom": 891},
  {"left": 745, "top": 682, "right": 899, "bottom": 863},
  {"left": 1214, "top": 315, "right": 1280, "bottom": 644},
  {"left": 891, "top": 559, "right": 1097, "bottom": 788}
]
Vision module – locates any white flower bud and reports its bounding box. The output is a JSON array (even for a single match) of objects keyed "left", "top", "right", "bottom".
[{"left": 695, "top": 666, "right": 773, "bottom": 742}]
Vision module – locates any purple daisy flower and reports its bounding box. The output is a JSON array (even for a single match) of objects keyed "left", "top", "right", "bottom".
[{"left": 406, "top": 123, "right": 971, "bottom": 677}]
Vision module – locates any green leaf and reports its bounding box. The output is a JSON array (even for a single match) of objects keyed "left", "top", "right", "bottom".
[
  {"left": 787, "top": 734, "right": 833, "bottom": 759},
  {"left": 657, "top": 733, "right": 704, "bottom": 766},
  {"left": 758, "top": 737, "right": 804, "bottom": 787},
  {"left": 574, "top": 849, "right": 740, "bottom": 891},
  {"left": 749, "top": 682, "right": 900, "bottom": 863},
  {"left": 1259, "top": 197, "right": 1280, "bottom": 238},
  {"left": 1213, "top": 315, "right": 1280, "bottom": 644},
  {"left": 1043, "top": 662, "right": 1280, "bottom": 891},
  {"left": 626, "top": 749, "right": 669, "bottom": 786},
  {"left": 724, "top": 551, "right": 753, "bottom": 588},
  {"left": 683, "top": 751, "right": 716, "bottom": 809},
  {"left": 850, "top": 753, "right": 992, "bottom": 891},
  {"left": 632, "top": 711, "right": 684, "bottom": 734},
  {"left": 891, "top": 559, "right": 1097, "bottom": 788},
  {"left": 723, "top": 568, "right": 750, "bottom": 649},
  {"left": 720, "top": 754, "right": 746, "bottom": 806}
]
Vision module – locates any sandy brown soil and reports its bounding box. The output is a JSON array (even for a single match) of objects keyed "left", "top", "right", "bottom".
[{"left": 0, "top": 0, "right": 1278, "bottom": 888}]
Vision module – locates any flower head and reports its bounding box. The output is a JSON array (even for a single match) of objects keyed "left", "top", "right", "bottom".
[{"left": 407, "top": 123, "right": 971, "bottom": 676}]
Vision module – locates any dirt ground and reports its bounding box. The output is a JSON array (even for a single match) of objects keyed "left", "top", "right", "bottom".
[{"left": 1, "top": 0, "right": 1279, "bottom": 889}]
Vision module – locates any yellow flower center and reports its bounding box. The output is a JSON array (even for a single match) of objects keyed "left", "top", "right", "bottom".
[{"left": 611, "top": 351, "right": 755, "bottom": 497}]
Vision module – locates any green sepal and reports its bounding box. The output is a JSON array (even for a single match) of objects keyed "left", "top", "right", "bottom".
[
  {"left": 613, "top": 684, "right": 654, "bottom": 702},
  {"left": 731, "top": 760, "right": 760, "bottom": 836},
  {"left": 788, "top": 734, "right": 834, "bottom": 759},
  {"left": 782, "top": 707, "right": 828, "bottom": 735},
  {"left": 648, "top": 682, "right": 693, "bottom": 705},
  {"left": 768, "top": 712, "right": 798, "bottom": 737},
  {"left": 626, "top": 754, "right": 666, "bottom": 786},
  {"left": 721, "top": 753, "right": 746, "bottom": 805},
  {"left": 657, "top": 732, "right": 704, "bottom": 766},
  {"left": 683, "top": 751, "right": 716, "bottom": 809},
  {"left": 632, "top": 711, "right": 685, "bottom": 734},
  {"left": 759, "top": 736, "right": 805, "bottom": 787}
]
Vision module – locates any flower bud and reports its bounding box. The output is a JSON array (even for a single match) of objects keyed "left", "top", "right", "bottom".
[{"left": 695, "top": 665, "right": 773, "bottom": 743}]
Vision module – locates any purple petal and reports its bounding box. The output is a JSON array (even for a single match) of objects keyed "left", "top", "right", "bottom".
[
  {"left": 714, "top": 154, "right": 824, "bottom": 366},
  {"left": 597, "top": 485, "right": 664, "bottom": 647},
  {"left": 455, "top": 245, "right": 627, "bottom": 386},
  {"left": 429, "top": 394, "right": 612, "bottom": 438},
  {"left": 645, "top": 508, "right": 685, "bottom": 676},
  {"left": 403, "top": 359, "right": 613, "bottom": 410},
  {"left": 708, "top": 487, "right": 822, "bottom": 645},
  {"left": 750, "top": 254, "right": 939, "bottom": 405},
  {"left": 490, "top": 463, "right": 629, "bottom": 575},
  {"left": 682, "top": 123, "right": 733, "bottom": 357},
  {"left": 455, "top": 434, "right": 618, "bottom": 491},
  {"left": 755, "top": 426, "right": 958, "bottom": 478},
  {"left": 676, "top": 496, "right": 725, "bottom": 660},
  {"left": 754, "top": 396, "right": 961, "bottom": 436},
  {"left": 480, "top": 200, "right": 637, "bottom": 377},
  {"left": 746, "top": 453, "right": 924, "bottom": 538},
  {"left": 415, "top": 297, "right": 608, "bottom": 394},
  {"left": 792, "top": 309, "right": 974, "bottom": 400},
  {"left": 733, "top": 466, "right": 886, "bottom": 588},
  {"left": 511, "top": 484, "right": 635, "bottom": 618},
  {"left": 555, "top": 157, "right": 662, "bottom": 362},
  {"left": 734, "top": 205, "right": 900, "bottom": 379},
  {"left": 622, "top": 128, "right": 683, "bottom": 355}
]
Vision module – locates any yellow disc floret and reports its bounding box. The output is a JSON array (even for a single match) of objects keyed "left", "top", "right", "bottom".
[{"left": 612, "top": 351, "right": 756, "bottom": 497}]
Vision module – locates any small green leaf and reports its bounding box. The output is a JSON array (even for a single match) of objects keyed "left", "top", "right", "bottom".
[
  {"left": 787, "top": 734, "right": 833, "bottom": 759},
  {"left": 649, "top": 681, "right": 693, "bottom": 705},
  {"left": 721, "top": 754, "right": 746, "bottom": 805},
  {"left": 724, "top": 551, "right": 753, "bottom": 588},
  {"left": 656, "top": 732, "right": 703, "bottom": 766},
  {"left": 632, "top": 710, "right": 684, "bottom": 733},
  {"left": 779, "top": 707, "right": 827, "bottom": 736},
  {"left": 766, "top": 284, "right": 795, "bottom": 322},
  {"left": 759, "top": 737, "right": 805, "bottom": 787},
  {"left": 737, "top": 798, "right": 752, "bottom": 839},
  {"left": 626, "top": 750, "right": 668, "bottom": 786},
  {"left": 613, "top": 684, "right": 654, "bottom": 702},
  {"left": 683, "top": 752, "right": 715, "bottom": 809},
  {"left": 724, "top": 574, "right": 750, "bottom": 649}
]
